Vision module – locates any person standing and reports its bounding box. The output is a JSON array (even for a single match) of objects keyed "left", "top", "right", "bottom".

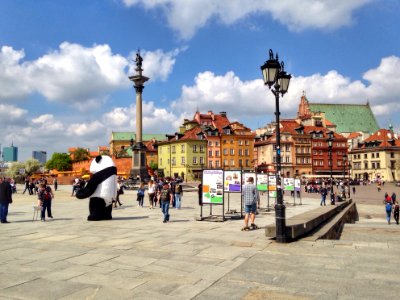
[
  {"left": 0, "top": 177, "right": 13, "bottom": 223},
  {"left": 393, "top": 201, "right": 399, "bottom": 225},
  {"left": 53, "top": 178, "right": 58, "bottom": 191},
  {"left": 137, "top": 183, "right": 145, "bottom": 207},
  {"left": 174, "top": 182, "right": 183, "bottom": 209},
  {"left": 391, "top": 192, "right": 397, "bottom": 205},
  {"left": 148, "top": 180, "right": 156, "bottom": 209},
  {"left": 352, "top": 186, "right": 356, "bottom": 195},
  {"left": 38, "top": 182, "right": 54, "bottom": 221},
  {"left": 241, "top": 177, "right": 259, "bottom": 231},
  {"left": 320, "top": 186, "right": 327, "bottom": 206},
  {"left": 113, "top": 180, "right": 123, "bottom": 207},
  {"left": 23, "top": 177, "right": 30, "bottom": 194},
  {"left": 159, "top": 182, "right": 173, "bottom": 223},
  {"left": 198, "top": 183, "right": 202, "bottom": 206}
]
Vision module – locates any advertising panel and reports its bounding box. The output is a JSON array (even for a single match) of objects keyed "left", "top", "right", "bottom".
[
  {"left": 202, "top": 169, "right": 224, "bottom": 204},
  {"left": 256, "top": 173, "right": 268, "bottom": 191},
  {"left": 268, "top": 175, "right": 277, "bottom": 197},
  {"left": 283, "top": 178, "right": 295, "bottom": 191},
  {"left": 295, "top": 179, "right": 301, "bottom": 191},
  {"left": 223, "top": 170, "right": 241, "bottom": 192},
  {"left": 242, "top": 172, "right": 256, "bottom": 185}
]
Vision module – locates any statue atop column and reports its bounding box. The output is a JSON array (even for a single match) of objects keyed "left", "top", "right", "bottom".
[{"left": 135, "top": 50, "right": 143, "bottom": 70}]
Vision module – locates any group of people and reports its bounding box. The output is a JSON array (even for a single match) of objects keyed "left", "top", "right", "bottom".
[
  {"left": 23, "top": 177, "right": 58, "bottom": 195},
  {"left": 384, "top": 192, "right": 399, "bottom": 225}
]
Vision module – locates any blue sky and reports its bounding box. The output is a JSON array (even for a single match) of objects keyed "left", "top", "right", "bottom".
[{"left": 0, "top": 0, "right": 399, "bottom": 161}]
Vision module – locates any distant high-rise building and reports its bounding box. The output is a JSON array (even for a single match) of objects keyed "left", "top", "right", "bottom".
[
  {"left": 32, "top": 151, "right": 47, "bottom": 164},
  {"left": 3, "top": 143, "right": 18, "bottom": 162}
]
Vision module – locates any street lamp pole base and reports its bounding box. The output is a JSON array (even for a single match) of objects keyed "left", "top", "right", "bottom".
[{"left": 275, "top": 203, "right": 288, "bottom": 243}]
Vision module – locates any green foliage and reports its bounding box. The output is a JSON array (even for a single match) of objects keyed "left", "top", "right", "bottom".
[
  {"left": 149, "top": 161, "right": 158, "bottom": 170},
  {"left": 5, "top": 159, "right": 41, "bottom": 178},
  {"left": 24, "top": 159, "right": 41, "bottom": 175},
  {"left": 72, "top": 147, "right": 90, "bottom": 162},
  {"left": 6, "top": 162, "right": 25, "bottom": 178},
  {"left": 46, "top": 153, "right": 72, "bottom": 171}
]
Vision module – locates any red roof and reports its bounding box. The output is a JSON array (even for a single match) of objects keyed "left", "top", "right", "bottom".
[
  {"left": 362, "top": 129, "right": 400, "bottom": 148},
  {"left": 347, "top": 132, "right": 362, "bottom": 139}
]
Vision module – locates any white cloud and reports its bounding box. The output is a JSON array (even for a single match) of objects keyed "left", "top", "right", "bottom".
[
  {"left": 170, "top": 55, "right": 400, "bottom": 125},
  {"left": 67, "top": 121, "right": 105, "bottom": 137},
  {"left": 122, "top": 0, "right": 371, "bottom": 39},
  {"left": 127, "top": 48, "right": 183, "bottom": 82},
  {"left": 0, "top": 46, "right": 32, "bottom": 99},
  {"left": 0, "top": 104, "right": 28, "bottom": 124},
  {"left": 0, "top": 43, "right": 180, "bottom": 108}
]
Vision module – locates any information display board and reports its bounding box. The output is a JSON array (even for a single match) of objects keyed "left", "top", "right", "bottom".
[
  {"left": 294, "top": 179, "right": 301, "bottom": 191},
  {"left": 256, "top": 173, "right": 268, "bottom": 191},
  {"left": 242, "top": 172, "right": 256, "bottom": 185},
  {"left": 268, "top": 175, "right": 277, "bottom": 198},
  {"left": 223, "top": 170, "right": 241, "bottom": 192},
  {"left": 283, "top": 178, "right": 295, "bottom": 191},
  {"left": 202, "top": 169, "right": 224, "bottom": 204}
]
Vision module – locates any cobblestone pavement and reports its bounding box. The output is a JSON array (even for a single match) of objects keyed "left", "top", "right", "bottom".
[{"left": 0, "top": 184, "right": 399, "bottom": 299}]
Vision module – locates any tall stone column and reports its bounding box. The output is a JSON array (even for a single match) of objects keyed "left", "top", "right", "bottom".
[{"left": 129, "top": 50, "right": 149, "bottom": 181}]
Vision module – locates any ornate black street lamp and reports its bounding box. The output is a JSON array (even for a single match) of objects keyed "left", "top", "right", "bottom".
[
  {"left": 327, "top": 136, "right": 334, "bottom": 200},
  {"left": 261, "top": 49, "right": 292, "bottom": 243}
]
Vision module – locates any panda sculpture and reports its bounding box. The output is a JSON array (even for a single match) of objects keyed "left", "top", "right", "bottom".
[{"left": 76, "top": 155, "right": 117, "bottom": 221}]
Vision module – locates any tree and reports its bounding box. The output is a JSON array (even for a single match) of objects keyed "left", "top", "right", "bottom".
[
  {"left": 46, "top": 153, "right": 72, "bottom": 171},
  {"left": 72, "top": 147, "right": 90, "bottom": 162},
  {"left": 149, "top": 161, "right": 158, "bottom": 170},
  {"left": 24, "top": 159, "right": 41, "bottom": 175},
  {"left": 6, "top": 162, "right": 25, "bottom": 178}
]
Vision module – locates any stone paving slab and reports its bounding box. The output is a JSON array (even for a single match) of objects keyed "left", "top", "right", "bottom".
[{"left": 0, "top": 184, "right": 399, "bottom": 299}]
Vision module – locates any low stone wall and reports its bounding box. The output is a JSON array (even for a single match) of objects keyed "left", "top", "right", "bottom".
[{"left": 265, "top": 200, "right": 353, "bottom": 241}]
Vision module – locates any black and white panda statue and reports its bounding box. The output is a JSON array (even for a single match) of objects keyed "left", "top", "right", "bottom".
[{"left": 76, "top": 155, "right": 117, "bottom": 221}]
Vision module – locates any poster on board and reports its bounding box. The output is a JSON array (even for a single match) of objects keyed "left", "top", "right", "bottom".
[
  {"left": 294, "top": 179, "right": 301, "bottom": 191},
  {"left": 242, "top": 172, "right": 256, "bottom": 185},
  {"left": 268, "top": 175, "right": 277, "bottom": 198},
  {"left": 223, "top": 170, "right": 241, "bottom": 192},
  {"left": 283, "top": 178, "right": 295, "bottom": 191},
  {"left": 202, "top": 169, "right": 224, "bottom": 204},
  {"left": 256, "top": 173, "right": 268, "bottom": 191}
]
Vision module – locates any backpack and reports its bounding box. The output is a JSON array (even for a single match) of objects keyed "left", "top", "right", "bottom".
[
  {"left": 160, "top": 189, "right": 170, "bottom": 202},
  {"left": 43, "top": 187, "right": 51, "bottom": 201}
]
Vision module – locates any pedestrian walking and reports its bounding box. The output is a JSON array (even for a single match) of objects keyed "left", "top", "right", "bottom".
[
  {"left": 241, "top": 177, "right": 259, "bottom": 231},
  {"left": 53, "top": 178, "right": 58, "bottom": 191},
  {"left": 320, "top": 186, "right": 327, "bottom": 206},
  {"left": 352, "top": 186, "right": 356, "bottom": 195},
  {"left": 23, "top": 178, "right": 30, "bottom": 194},
  {"left": 0, "top": 177, "right": 13, "bottom": 223},
  {"left": 391, "top": 192, "right": 396, "bottom": 204},
  {"left": 159, "top": 182, "right": 173, "bottom": 223},
  {"left": 38, "top": 182, "right": 54, "bottom": 221},
  {"left": 147, "top": 180, "right": 156, "bottom": 209},
  {"left": 385, "top": 201, "right": 392, "bottom": 224},
  {"left": 393, "top": 201, "right": 399, "bottom": 225},
  {"left": 175, "top": 182, "right": 183, "bottom": 209},
  {"left": 113, "top": 180, "right": 123, "bottom": 207}
]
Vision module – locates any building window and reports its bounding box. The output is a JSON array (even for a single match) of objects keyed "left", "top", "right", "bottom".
[
  {"left": 313, "top": 160, "right": 318, "bottom": 166},
  {"left": 239, "top": 149, "right": 243, "bottom": 156},
  {"left": 160, "top": 158, "right": 162, "bottom": 166},
  {"left": 209, "top": 150, "right": 213, "bottom": 157},
  {"left": 285, "top": 145, "right": 290, "bottom": 151},
  {"left": 244, "top": 149, "right": 249, "bottom": 156},
  {"left": 223, "top": 159, "right": 228, "bottom": 167},
  {"left": 391, "top": 152, "right": 395, "bottom": 158},
  {"left": 223, "top": 148, "right": 228, "bottom": 155},
  {"left": 216, "top": 160, "right": 220, "bottom": 168},
  {"left": 376, "top": 153, "right": 380, "bottom": 158},
  {"left": 215, "top": 150, "right": 220, "bottom": 157},
  {"left": 208, "top": 141, "right": 213, "bottom": 146},
  {"left": 273, "top": 156, "right": 277, "bottom": 163},
  {"left": 181, "top": 145, "right": 185, "bottom": 153},
  {"left": 372, "top": 153, "right": 375, "bottom": 158},
  {"left": 246, "top": 159, "right": 249, "bottom": 167},
  {"left": 239, "top": 159, "right": 243, "bottom": 167},
  {"left": 224, "top": 129, "right": 231, "bottom": 134},
  {"left": 238, "top": 140, "right": 243, "bottom": 145},
  {"left": 230, "top": 159, "right": 235, "bottom": 166},
  {"left": 172, "top": 157, "right": 176, "bottom": 166},
  {"left": 371, "top": 162, "right": 375, "bottom": 169},
  {"left": 181, "top": 157, "right": 185, "bottom": 165},
  {"left": 200, "top": 145, "right": 205, "bottom": 153},
  {"left": 209, "top": 160, "right": 213, "bottom": 168},
  {"left": 353, "top": 154, "right": 357, "bottom": 160},
  {"left": 200, "top": 157, "right": 205, "bottom": 165},
  {"left": 160, "top": 148, "right": 162, "bottom": 154},
  {"left": 193, "top": 157, "right": 198, "bottom": 164},
  {"left": 193, "top": 145, "right": 198, "bottom": 152},
  {"left": 171, "top": 146, "right": 176, "bottom": 153},
  {"left": 230, "top": 148, "right": 234, "bottom": 155},
  {"left": 245, "top": 140, "right": 250, "bottom": 145},
  {"left": 285, "top": 156, "right": 290, "bottom": 163},
  {"left": 364, "top": 162, "right": 368, "bottom": 169},
  {"left": 364, "top": 154, "right": 367, "bottom": 159},
  {"left": 215, "top": 141, "right": 220, "bottom": 146}
]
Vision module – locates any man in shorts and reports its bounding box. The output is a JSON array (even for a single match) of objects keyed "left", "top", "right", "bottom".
[{"left": 242, "top": 177, "right": 259, "bottom": 231}]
